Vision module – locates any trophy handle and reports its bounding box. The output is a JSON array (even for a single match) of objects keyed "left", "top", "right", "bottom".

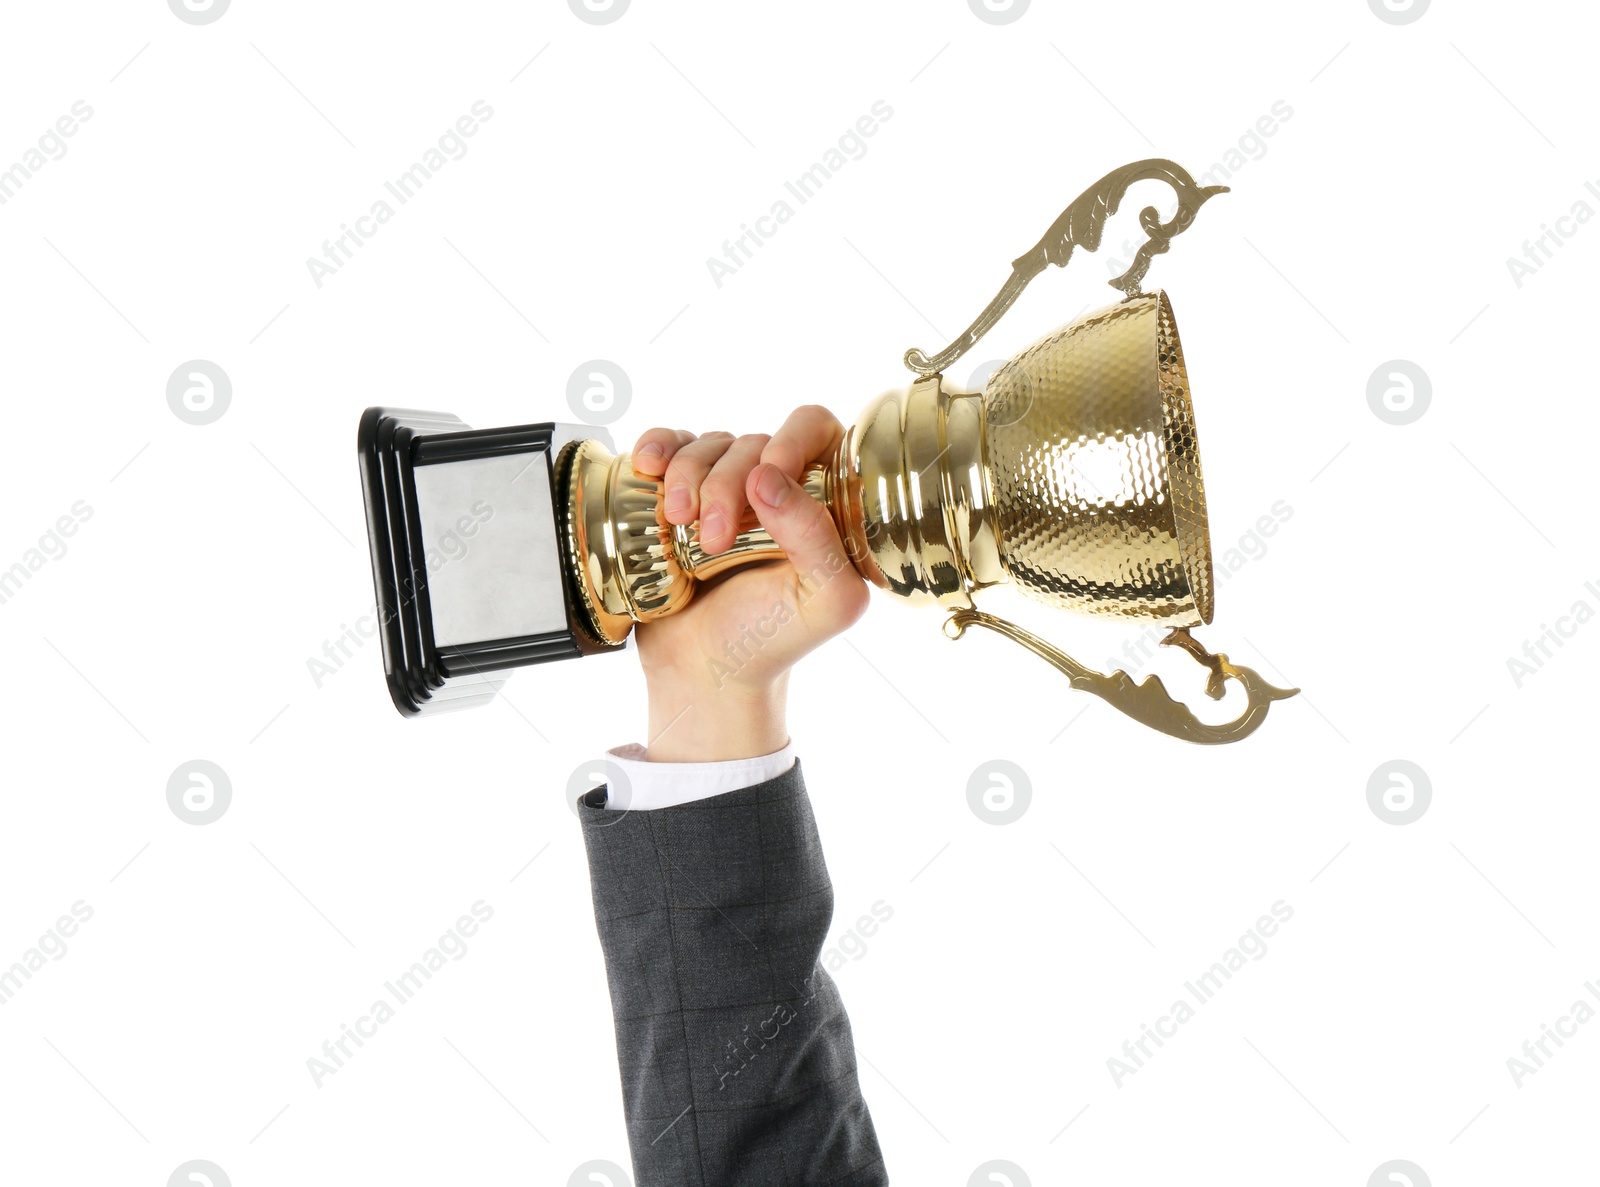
[
  {"left": 942, "top": 608, "right": 1297, "bottom": 745},
  {"left": 903, "top": 158, "right": 1228, "bottom": 377}
]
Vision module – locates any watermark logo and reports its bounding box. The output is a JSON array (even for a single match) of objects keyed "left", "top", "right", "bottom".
[
  {"left": 168, "top": 1160, "right": 231, "bottom": 1186},
  {"left": 427, "top": 500, "right": 494, "bottom": 572},
  {"left": 712, "top": 971, "right": 822, "bottom": 1093},
  {"left": 1507, "top": 180, "right": 1599, "bottom": 288},
  {"left": 967, "top": 760, "right": 1031, "bottom": 826},
  {"left": 1506, "top": 980, "right": 1600, "bottom": 1087},
  {"left": 820, "top": 899, "right": 894, "bottom": 973},
  {"left": 969, "top": 1160, "right": 1031, "bottom": 1186},
  {"left": 168, "top": 0, "right": 230, "bottom": 25},
  {"left": 307, "top": 102, "right": 495, "bottom": 288},
  {"left": 306, "top": 902, "right": 494, "bottom": 1087},
  {"left": 705, "top": 598, "right": 799, "bottom": 689},
  {"left": 167, "top": 360, "right": 231, "bottom": 426},
  {"left": 704, "top": 551, "right": 864, "bottom": 690},
  {"left": 567, "top": 360, "right": 631, "bottom": 426},
  {"left": 0, "top": 101, "right": 95, "bottom": 209},
  {"left": 1368, "top": 1160, "right": 1430, "bottom": 1187},
  {"left": 983, "top": 367, "right": 1036, "bottom": 429},
  {"left": 167, "top": 760, "right": 232, "bottom": 826},
  {"left": 1367, "top": 0, "right": 1429, "bottom": 25},
  {"left": 968, "top": 0, "right": 1030, "bottom": 25},
  {"left": 567, "top": 758, "right": 633, "bottom": 821},
  {"left": 568, "top": 1161, "right": 633, "bottom": 1187},
  {"left": 967, "top": 358, "right": 1006, "bottom": 395},
  {"left": 1105, "top": 625, "right": 1168, "bottom": 680},
  {"left": 0, "top": 500, "right": 93, "bottom": 608},
  {"left": 307, "top": 603, "right": 395, "bottom": 689},
  {"left": 0, "top": 901, "right": 94, "bottom": 1007},
  {"left": 1366, "top": 760, "right": 1431, "bottom": 825},
  {"left": 1108, "top": 901, "right": 1295, "bottom": 1086},
  {"left": 1366, "top": 360, "right": 1430, "bottom": 426},
  {"left": 706, "top": 101, "right": 894, "bottom": 289},
  {"left": 567, "top": 0, "right": 630, "bottom": 25},
  {"left": 1214, "top": 499, "right": 1294, "bottom": 585},
  {"left": 1505, "top": 580, "right": 1599, "bottom": 688},
  {"left": 1194, "top": 100, "right": 1295, "bottom": 192},
  {"left": 1108, "top": 495, "right": 1290, "bottom": 677}
]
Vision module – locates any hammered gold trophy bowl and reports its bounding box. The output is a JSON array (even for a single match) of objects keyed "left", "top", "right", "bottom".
[{"left": 359, "top": 159, "right": 1296, "bottom": 741}]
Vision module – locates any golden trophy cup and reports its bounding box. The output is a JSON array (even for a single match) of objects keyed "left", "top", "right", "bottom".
[{"left": 360, "top": 159, "right": 1296, "bottom": 742}]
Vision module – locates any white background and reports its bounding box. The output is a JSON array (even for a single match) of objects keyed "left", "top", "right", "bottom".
[{"left": 1, "top": 1, "right": 1596, "bottom": 1183}]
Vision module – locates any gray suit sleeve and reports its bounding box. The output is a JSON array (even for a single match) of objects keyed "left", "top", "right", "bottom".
[{"left": 578, "top": 760, "right": 889, "bottom": 1186}]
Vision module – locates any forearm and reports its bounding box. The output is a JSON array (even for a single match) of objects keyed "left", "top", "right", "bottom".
[{"left": 578, "top": 764, "right": 887, "bottom": 1185}]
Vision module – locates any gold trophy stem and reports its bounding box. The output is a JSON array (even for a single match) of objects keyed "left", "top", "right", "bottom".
[
  {"left": 561, "top": 438, "right": 849, "bottom": 647},
  {"left": 667, "top": 465, "right": 835, "bottom": 582}
]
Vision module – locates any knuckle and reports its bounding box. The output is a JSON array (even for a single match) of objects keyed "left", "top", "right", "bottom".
[
  {"left": 702, "top": 504, "right": 737, "bottom": 534},
  {"left": 635, "top": 427, "right": 673, "bottom": 448},
  {"left": 791, "top": 501, "right": 833, "bottom": 544},
  {"left": 680, "top": 446, "right": 720, "bottom": 471},
  {"left": 664, "top": 458, "right": 703, "bottom": 486}
]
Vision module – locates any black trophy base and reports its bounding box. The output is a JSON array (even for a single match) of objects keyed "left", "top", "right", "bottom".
[{"left": 358, "top": 407, "right": 621, "bottom": 717}]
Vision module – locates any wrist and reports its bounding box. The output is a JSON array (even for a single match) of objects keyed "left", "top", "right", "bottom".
[{"left": 644, "top": 671, "right": 789, "bottom": 763}]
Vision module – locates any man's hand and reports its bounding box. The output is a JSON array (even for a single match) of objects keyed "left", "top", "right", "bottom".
[{"left": 626, "top": 405, "right": 869, "bottom": 762}]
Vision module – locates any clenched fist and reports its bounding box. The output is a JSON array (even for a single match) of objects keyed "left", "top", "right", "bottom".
[{"left": 626, "top": 405, "right": 869, "bottom": 762}]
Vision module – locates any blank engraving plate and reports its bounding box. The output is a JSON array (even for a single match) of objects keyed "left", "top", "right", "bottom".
[{"left": 412, "top": 452, "right": 568, "bottom": 647}]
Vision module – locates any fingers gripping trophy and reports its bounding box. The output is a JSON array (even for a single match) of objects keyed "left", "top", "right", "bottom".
[{"left": 357, "top": 159, "right": 1298, "bottom": 743}]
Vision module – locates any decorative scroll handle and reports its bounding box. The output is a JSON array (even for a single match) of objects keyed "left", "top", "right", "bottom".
[
  {"left": 943, "top": 609, "right": 1297, "bottom": 745},
  {"left": 904, "top": 159, "right": 1228, "bottom": 377}
]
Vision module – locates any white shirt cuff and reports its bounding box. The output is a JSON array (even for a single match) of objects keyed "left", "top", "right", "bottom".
[{"left": 600, "top": 741, "right": 795, "bottom": 811}]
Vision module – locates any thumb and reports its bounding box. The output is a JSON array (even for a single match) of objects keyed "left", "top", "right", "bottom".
[{"left": 747, "top": 463, "right": 861, "bottom": 609}]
